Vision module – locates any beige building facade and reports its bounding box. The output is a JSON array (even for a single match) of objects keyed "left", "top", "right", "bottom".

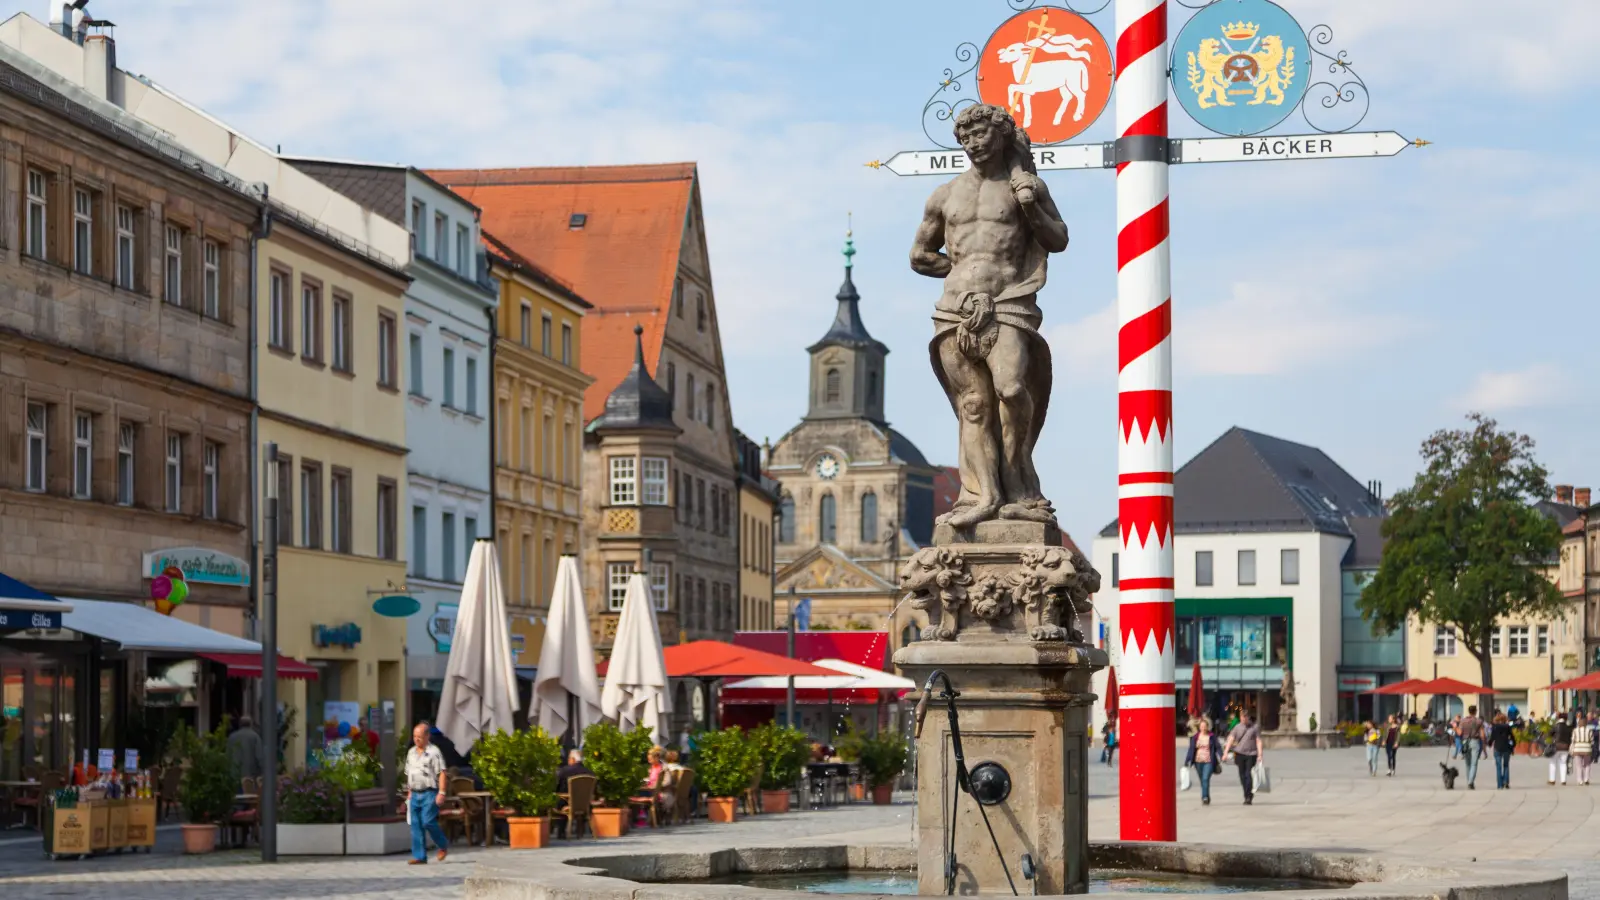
[{"left": 737, "top": 431, "right": 779, "bottom": 631}]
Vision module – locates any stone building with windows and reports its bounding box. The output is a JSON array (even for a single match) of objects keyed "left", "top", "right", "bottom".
[
  {"left": 767, "top": 239, "right": 938, "bottom": 651},
  {"left": 430, "top": 162, "right": 740, "bottom": 650}
]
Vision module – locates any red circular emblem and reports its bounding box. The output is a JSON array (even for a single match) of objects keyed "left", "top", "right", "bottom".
[{"left": 977, "top": 7, "right": 1114, "bottom": 146}]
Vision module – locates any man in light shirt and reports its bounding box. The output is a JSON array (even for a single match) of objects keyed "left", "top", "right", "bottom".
[
  {"left": 404, "top": 722, "right": 450, "bottom": 865},
  {"left": 1222, "top": 712, "right": 1264, "bottom": 806}
]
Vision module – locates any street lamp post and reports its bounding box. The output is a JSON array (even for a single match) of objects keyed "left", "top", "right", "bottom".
[
  {"left": 260, "top": 442, "right": 279, "bottom": 863},
  {"left": 786, "top": 585, "right": 797, "bottom": 729}
]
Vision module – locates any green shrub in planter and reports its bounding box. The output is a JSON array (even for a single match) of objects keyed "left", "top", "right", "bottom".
[
  {"left": 581, "top": 721, "right": 654, "bottom": 808},
  {"left": 694, "top": 727, "right": 760, "bottom": 798},
  {"left": 171, "top": 721, "right": 237, "bottom": 825},
  {"left": 858, "top": 731, "right": 909, "bottom": 789},
  {"left": 278, "top": 767, "right": 346, "bottom": 824},
  {"left": 317, "top": 739, "right": 380, "bottom": 793},
  {"left": 834, "top": 724, "right": 863, "bottom": 762},
  {"left": 751, "top": 723, "right": 810, "bottom": 791},
  {"left": 475, "top": 727, "right": 562, "bottom": 816}
]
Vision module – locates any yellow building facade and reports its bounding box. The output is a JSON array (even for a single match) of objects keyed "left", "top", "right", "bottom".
[
  {"left": 257, "top": 220, "right": 411, "bottom": 764},
  {"left": 486, "top": 235, "right": 591, "bottom": 645},
  {"left": 737, "top": 431, "right": 778, "bottom": 630}
]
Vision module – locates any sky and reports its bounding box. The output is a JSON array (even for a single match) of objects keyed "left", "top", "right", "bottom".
[{"left": 18, "top": 0, "right": 1599, "bottom": 546}]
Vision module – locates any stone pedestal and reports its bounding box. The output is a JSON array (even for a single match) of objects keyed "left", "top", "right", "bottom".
[{"left": 895, "top": 639, "right": 1108, "bottom": 895}]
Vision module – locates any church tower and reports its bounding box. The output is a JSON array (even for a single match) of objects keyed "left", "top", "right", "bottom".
[{"left": 806, "top": 229, "right": 888, "bottom": 424}]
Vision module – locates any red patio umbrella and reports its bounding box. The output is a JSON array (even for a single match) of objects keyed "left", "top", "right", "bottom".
[
  {"left": 1418, "top": 676, "right": 1486, "bottom": 696},
  {"left": 597, "top": 640, "right": 837, "bottom": 679},
  {"left": 1186, "top": 661, "right": 1206, "bottom": 720},
  {"left": 1104, "top": 666, "right": 1119, "bottom": 721},
  {"left": 1370, "top": 678, "right": 1430, "bottom": 695},
  {"left": 1542, "top": 671, "right": 1600, "bottom": 692}
]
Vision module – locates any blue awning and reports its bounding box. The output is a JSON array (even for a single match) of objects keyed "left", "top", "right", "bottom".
[
  {"left": 0, "top": 572, "right": 58, "bottom": 603},
  {"left": 0, "top": 572, "right": 68, "bottom": 630}
]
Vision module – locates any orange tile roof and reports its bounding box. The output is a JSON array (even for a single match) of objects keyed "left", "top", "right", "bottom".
[{"left": 428, "top": 163, "right": 697, "bottom": 422}]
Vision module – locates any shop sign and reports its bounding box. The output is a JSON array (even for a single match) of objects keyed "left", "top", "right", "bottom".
[
  {"left": 312, "top": 623, "right": 362, "bottom": 650},
  {"left": 142, "top": 547, "right": 250, "bottom": 587},
  {"left": 1337, "top": 673, "right": 1379, "bottom": 693},
  {"left": 511, "top": 633, "right": 525, "bottom": 660},
  {"left": 0, "top": 608, "right": 61, "bottom": 631},
  {"left": 427, "top": 603, "right": 458, "bottom": 653}
]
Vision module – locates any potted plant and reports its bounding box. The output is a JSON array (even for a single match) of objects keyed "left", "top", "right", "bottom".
[
  {"left": 695, "top": 727, "right": 757, "bottom": 823},
  {"left": 277, "top": 767, "right": 347, "bottom": 854},
  {"left": 581, "top": 721, "right": 654, "bottom": 838},
  {"left": 835, "top": 726, "right": 868, "bottom": 800},
  {"left": 751, "top": 724, "right": 809, "bottom": 814},
  {"left": 172, "top": 722, "right": 236, "bottom": 854},
  {"left": 475, "top": 727, "right": 562, "bottom": 849},
  {"left": 858, "top": 731, "right": 908, "bottom": 805}
]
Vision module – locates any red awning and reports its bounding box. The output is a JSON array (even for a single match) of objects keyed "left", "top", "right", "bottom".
[
  {"left": 733, "top": 631, "right": 889, "bottom": 669},
  {"left": 199, "top": 652, "right": 319, "bottom": 681},
  {"left": 598, "top": 640, "right": 838, "bottom": 679}
]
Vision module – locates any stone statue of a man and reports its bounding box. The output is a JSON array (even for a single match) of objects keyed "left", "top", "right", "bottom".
[{"left": 911, "top": 104, "right": 1069, "bottom": 529}]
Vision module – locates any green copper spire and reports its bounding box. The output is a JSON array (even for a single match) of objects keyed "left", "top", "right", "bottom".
[{"left": 843, "top": 212, "right": 856, "bottom": 270}]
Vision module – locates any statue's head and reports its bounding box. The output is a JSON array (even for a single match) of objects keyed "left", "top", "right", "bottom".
[{"left": 954, "top": 104, "right": 1035, "bottom": 174}]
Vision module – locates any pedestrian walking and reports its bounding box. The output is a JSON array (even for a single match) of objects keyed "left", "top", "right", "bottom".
[
  {"left": 1448, "top": 714, "right": 1462, "bottom": 760},
  {"left": 1489, "top": 711, "right": 1515, "bottom": 789},
  {"left": 403, "top": 721, "right": 450, "bottom": 865},
  {"left": 1222, "top": 712, "right": 1263, "bottom": 805},
  {"left": 1459, "top": 706, "right": 1484, "bottom": 790},
  {"left": 1103, "top": 718, "right": 1118, "bottom": 767},
  {"left": 1550, "top": 712, "right": 1573, "bottom": 786},
  {"left": 1383, "top": 714, "right": 1400, "bottom": 776},
  {"left": 1184, "top": 717, "right": 1223, "bottom": 806},
  {"left": 1573, "top": 714, "right": 1595, "bottom": 786},
  {"left": 1362, "top": 720, "right": 1381, "bottom": 776},
  {"left": 227, "top": 715, "right": 263, "bottom": 782}
]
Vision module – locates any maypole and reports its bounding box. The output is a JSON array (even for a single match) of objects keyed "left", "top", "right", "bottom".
[{"left": 1113, "top": 0, "right": 1176, "bottom": 841}]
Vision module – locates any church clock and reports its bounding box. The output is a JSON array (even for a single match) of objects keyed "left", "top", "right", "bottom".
[{"left": 815, "top": 453, "right": 840, "bottom": 480}]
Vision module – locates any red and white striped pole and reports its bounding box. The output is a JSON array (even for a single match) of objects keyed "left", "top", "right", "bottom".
[{"left": 1114, "top": 0, "right": 1176, "bottom": 841}]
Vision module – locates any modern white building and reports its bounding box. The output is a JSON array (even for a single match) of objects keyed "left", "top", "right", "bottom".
[
  {"left": 291, "top": 161, "right": 499, "bottom": 717},
  {"left": 1091, "top": 427, "right": 1393, "bottom": 734}
]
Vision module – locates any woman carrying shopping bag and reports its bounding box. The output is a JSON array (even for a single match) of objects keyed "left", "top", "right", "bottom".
[
  {"left": 1363, "top": 721, "right": 1381, "bottom": 776},
  {"left": 1184, "top": 717, "right": 1223, "bottom": 806}
]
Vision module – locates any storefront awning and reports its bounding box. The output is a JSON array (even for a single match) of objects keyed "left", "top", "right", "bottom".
[
  {"left": 58, "top": 597, "right": 261, "bottom": 653},
  {"left": 198, "top": 652, "right": 319, "bottom": 681}
]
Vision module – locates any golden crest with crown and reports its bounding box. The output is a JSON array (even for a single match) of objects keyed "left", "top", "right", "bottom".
[{"left": 1186, "top": 19, "right": 1297, "bottom": 110}]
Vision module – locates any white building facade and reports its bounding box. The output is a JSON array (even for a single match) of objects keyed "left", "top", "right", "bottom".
[{"left": 1090, "top": 428, "right": 1390, "bottom": 734}]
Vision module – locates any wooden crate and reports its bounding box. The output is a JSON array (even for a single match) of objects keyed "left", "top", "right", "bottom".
[
  {"left": 125, "top": 799, "right": 157, "bottom": 848},
  {"left": 107, "top": 799, "right": 128, "bottom": 849},
  {"left": 46, "top": 806, "right": 91, "bottom": 857}
]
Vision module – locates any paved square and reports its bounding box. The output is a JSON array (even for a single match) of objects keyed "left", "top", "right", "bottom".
[{"left": 1, "top": 747, "right": 1594, "bottom": 898}]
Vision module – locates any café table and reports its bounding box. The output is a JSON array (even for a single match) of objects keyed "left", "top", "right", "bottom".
[
  {"left": 0, "top": 780, "right": 41, "bottom": 830},
  {"left": 454, "top": 790, "right": 496, "bottom": 846}
]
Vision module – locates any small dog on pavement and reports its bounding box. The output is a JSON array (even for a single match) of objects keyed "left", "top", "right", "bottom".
[{"left": 1440, "top": 761, "right": 1459, "bottom": 789}]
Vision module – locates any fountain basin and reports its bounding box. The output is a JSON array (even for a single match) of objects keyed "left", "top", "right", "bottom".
[{"left": 465, "top": 842, "right": 1566, "bottom": 899}]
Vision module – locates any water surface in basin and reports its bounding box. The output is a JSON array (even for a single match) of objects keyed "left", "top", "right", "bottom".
[{"left": 698, "top": 869, "right": 1337, "bottom": 895}]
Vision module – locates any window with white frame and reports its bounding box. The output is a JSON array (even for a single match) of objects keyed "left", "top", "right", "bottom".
[
  {"left": 543, "top": 413, "right": 554, "bottom": 478},
  {"left": 520, "top": 303, "right": 532, "bottom": 347},
  {"left": 164, "top": 433, "right": 183, "bottom": 512},
  {"left": 607, "top": 562, "right": 631, "bottom": 611},
  {"left": 609, "top": 456, "right": 636, "bottom": 504},
  {"left": 73, "top": 412, "right": 92, "bottom": 498},
  {"left": 564, "top": 421, "right": 576, "bottom": 483},
  {"left": 1434, "top": 626, "right": 1457, "bottom": 657},
  {"left": 116, "top": 422, "right": 135, "bottom": 505},
  {"left": 411, "top": 200, "right": 426, "bottom": 256},
  {"left": 1237, "top": 549, "right": 1257, "bottom": 586},
  {"left": 1490, "top": 627, "right": 1502, "bottom": 656},
  {"left": 330, "top": 469, "right": 351, "bottom": 553},
  {"left": 442, "top": 512, "right": 457, "bottom": 581},
  {"left": 1280, "top": 548, "right": 1299, "bottom": 585},
  {"left": 642, "top": 457, "right": 669, "bottom": 505},
  {"left": 1537, "top": 624, "right": 1550, "bottom": 656},
  {"left": 269, "top": 271, "right": 290, "bottom": 348},
  {"left": 465, "top": 356, "right": 478, "bottom": 415},
  {"left": 301, "top": 282, "right": 322, "bottom": 361},
  {"left": 434, "top": 212, "right": 447, "bottom": 265},
  {"left": 331, "top": 294, "right": 352, "bottom": 371},
  {"left": 1508, "top": 625, "right": 1530, "bottom": 657},
  {"left": 649, "top": 562, "right": 670, "bottom": 611},
  {"left": 202, "top": 441, "right": 219, "bottom": 520},
  {"left": 25, "top": 170, "right": 46, "bottom": 258},
  {"left": 411, "top": 506, "right": 427, "bottom": 577},
  {"left": 164, "top": 224, "right": 183, "bottom": 306},
  {"left": 541, "top": 313, "right": 552, "bottom": 356},
  {"left": 116, "top": 204, "right": 136, "bottom": 289},
  {"left": 456, "top": 223, "right": 470, "bottom": 276},
  {"left": 378, "top": 312, "right": 397, "bottom": 387},
  {"left": 409, "top": 333, "right": 424, "bottom": 395},
  {"left": 442, "top": 346, "right": 456, "bottom": 407},
  {"left": 73, "top": 188, "right": 93, "bottom": 274},
  {"left": 202, "top": 240, "right": 220, "bottom": 317},
  {"left": 25, "top": 402, "right": 47, "bottom": 492},
  {"left": 561, "top": 323, "right": 572, "bottom": 365}
]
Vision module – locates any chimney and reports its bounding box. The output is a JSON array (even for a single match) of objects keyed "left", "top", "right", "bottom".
[
  {"left": 1578, "top": 488, "right": 1592, "bottom": 508},
  {"left": 48, "top": 2, "right": 72, "bottom": 39},
  {"left": 1556, "top": 485, "right": 1575, "bottom": 505},
  {"left": 81, "top": 20, "right": 116, "bottom": 104}
]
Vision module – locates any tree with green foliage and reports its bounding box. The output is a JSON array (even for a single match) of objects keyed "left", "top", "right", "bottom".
[
  {"left": 581, "top": 721, "right": 654, "bottom": 807},
  {"left": 1357, "top": 414, "right": 1566, "bottom": 710},
  {"left": 857, "top": 730, "right": 909, "bottom": 789},
  {"left": 474, "top": 727, "right": 562, "bottom": 817},
  {"left": 750, "top": 723, "right": 811, "bottom": 791}
]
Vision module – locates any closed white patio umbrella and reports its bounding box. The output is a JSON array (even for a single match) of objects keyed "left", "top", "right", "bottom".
[
  {"left": 600, "top": 571, "right": 671, "bottom": 739},
  {"left": 530, "top": 556, "right": 603, "bottom": 743},
  {"left": 436, "top": 539, "right": 520, "bottom": 752}
]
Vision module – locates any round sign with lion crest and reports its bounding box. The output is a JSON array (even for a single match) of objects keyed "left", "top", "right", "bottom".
[
  {"left": 976, "top": 7, "right": 1114, "bottom": 146},
  {"left": 1172, "top": 0, "right": 1311, "bottom": 136}
]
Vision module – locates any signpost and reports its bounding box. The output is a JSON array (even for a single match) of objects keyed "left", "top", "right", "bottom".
[{"left": 876, "top": 0, "right": 1420, "bottom": 844}]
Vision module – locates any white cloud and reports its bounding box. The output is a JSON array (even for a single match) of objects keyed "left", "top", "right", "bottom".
[
  {"left": 1452, "top": 364, "right": 1565, "bottom": 413},
  {"left": 1177, "top": 281, "right": 1410, "bottom": 377},
  {"left": 1046, "top": 299, "right": 1117, "bottom": 379}
]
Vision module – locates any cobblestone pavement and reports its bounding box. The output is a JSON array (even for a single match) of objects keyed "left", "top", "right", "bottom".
[{"left": 2, "top": 746, "right": 1598, "bottom": 898}]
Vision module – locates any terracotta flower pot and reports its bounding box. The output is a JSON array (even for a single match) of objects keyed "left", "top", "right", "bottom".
[
  {"left": 760, "top": 789, "right": 791, "bottom": 814},
  {"left": 707, "top": 797, "right": 737, "bottom": 823},
  {"left": 507, "top": 816, "right": 549, "bottom": 849},
  {"left": 590, "top": 807, "right": 628, "bottom": 839},
  {"left": 180, "top": 823, "right": 218, "bottom": 854},
  {"left": 849, "top": 783, "right": 867, "bottom": 802},
  {"left": 871, "top": 784, "right": 894, "bottom": 805},
  {"left": 1515, "top": 742, "right": 1531, "bottom": 755}
]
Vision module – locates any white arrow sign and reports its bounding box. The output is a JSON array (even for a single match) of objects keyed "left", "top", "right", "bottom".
[
  {"left": 873, "top": 142, "right": 1103, "bottom": 177},
  {"left": 1176, "top": 130, "right": 1420, "bottom": 165}
]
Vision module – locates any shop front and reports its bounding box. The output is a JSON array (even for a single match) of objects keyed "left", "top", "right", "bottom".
[
  {"left": 1174, "top": 598, "right": 1293, "bottom": 729},
  {"left": 406, "top": 593, "right": 544, "bottom": 729}
]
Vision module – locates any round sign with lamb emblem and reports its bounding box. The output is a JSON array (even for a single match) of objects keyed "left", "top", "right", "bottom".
[{"left": 976, "top": 6, "right": 1114, "bottom": 145}]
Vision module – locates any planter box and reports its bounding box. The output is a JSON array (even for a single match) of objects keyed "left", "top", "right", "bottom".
[
  {"left": 760, "top": 789, "right": 791, "bottom": 814},
  {"left": 871, "top": 784, "right": 894, "bottom": 805},
  {"left": 707, "top": 797, "right": 737, "bottom": 823},
  {"left": 346, "top": 821, "right": 409, "bottom": 855},
  {"left": 591, "top": 807, "right": 628, "bottom": 838},
  {"left": 277, "top": 822, "right": 346, "bottom": 856},
  {"left": 507, "top": 816, "right": 549, "bottom": 849}
]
